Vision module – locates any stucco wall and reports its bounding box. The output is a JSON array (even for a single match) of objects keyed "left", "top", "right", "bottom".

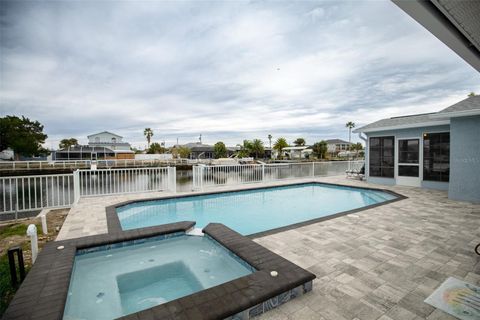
[
  {"left": 448, "top": 116, "right": 480, "bottom": 203},
  {"left": 364, "top": 125, "right": 450, "bottom": 190}
]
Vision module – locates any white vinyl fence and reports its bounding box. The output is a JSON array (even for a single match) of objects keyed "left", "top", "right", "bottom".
[
  {"left": 193, "top": 161, "right": 364, "bottom": 190},
  {"left": 0, "top": 167, "right": 176, "bottom": 215}
]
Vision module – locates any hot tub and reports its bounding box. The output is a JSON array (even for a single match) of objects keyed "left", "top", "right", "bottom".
[{"left": 64, "top": 234, "right": 254, "bottom": 319}]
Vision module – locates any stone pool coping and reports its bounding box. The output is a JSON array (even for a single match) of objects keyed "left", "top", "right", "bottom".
[
  {"left": 105, "top": 181, "right": 407, "bottom": 238},
  {"left": 3, "top": 222, "right": 316, "bottom": 320}
]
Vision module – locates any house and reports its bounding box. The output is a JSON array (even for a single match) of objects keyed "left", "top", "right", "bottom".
[
  {"left": 174, "top": 142, "right": 236, "bottom": 159},
  {"left": 87, "top": 131, "right": 134, "bottom": 159},
  {"left": 281, "top": 146, "right": 312, "bottom": 159},
  {"left": 53, "top": 145, "right": 116, "bottom": 160},
  {"left": 354, "top": 95, "right": 480, "bottom": 203},
  {"left": 325, "top": 139, "right": 352, "bottom": 155},
  {"left": 53, "top": 131, "right": 134, "bottom": 160}
]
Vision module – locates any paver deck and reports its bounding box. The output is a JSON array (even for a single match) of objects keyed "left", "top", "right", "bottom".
[{"left": 56, "top": 176, "right": 480, "bottom": 320}]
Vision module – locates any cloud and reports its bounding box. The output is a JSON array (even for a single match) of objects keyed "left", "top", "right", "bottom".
[{"left": 0, "top": 0, "right": 479, "bottom": 149}]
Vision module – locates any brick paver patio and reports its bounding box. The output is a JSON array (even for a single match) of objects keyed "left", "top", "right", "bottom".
[
  {"left": 255, "top": 177, "right": 480, "bottom": 320},
  {"left": 56, "top": 176, "right": 480, "bottom": 319}
]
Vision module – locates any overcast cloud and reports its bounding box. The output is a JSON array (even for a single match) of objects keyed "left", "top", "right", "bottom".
[{"left": 1, "top": 0, "right": 479, "bottom": 149}]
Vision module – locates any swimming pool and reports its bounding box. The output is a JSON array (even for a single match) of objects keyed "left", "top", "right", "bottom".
[
  {"left": 63, "top": 234, "right": 254, "bottom": 320},
  {"left": 115, "top": 183, "right": 399, "bottom": 235}
]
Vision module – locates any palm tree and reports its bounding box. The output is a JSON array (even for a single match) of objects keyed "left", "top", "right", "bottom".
[
  {"left": 267, "top": 134, "right": 272, "bottom": 149},
  {"left": 345, "top": 122, "right": 355, "bottom": 144},
  {"left": 293, "top": 138, "right": 306, "bottom": 146},
  {"left": 251, "top": 139, "right": 265, "bottom": 159},
  {"left": 273, "top": 137, "right": 288, "bottom": 158},
  {"left": 144, "top": 128, "right": 154, "bottom": 148}
]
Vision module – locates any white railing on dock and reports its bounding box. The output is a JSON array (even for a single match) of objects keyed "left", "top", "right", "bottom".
[
  {"left": 0, "top": 167, "right": 176, "bottom": 215},
  {"left": 0, "top": 174, "right": 75, "bottom": 214},
  {"left": 0, "top": 158, "right": 224, "bottom": 171},
  {"left": 192, "top": 161, "right": 364, "bottom": 190}
]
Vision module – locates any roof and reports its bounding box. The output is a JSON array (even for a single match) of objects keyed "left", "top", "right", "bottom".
[
  {"left": 354, "top": 113, "right": 447, "bottom": 133},
  {"left": 392, "top": 0, "right": 480, "bottom": 72},
  {"left": 354, "top": 96, "right": 480, "bottom": 133},
  {"left": 87, "top": 131, "right": 123, "bottom": 138},
  {"left": 432, "top": 95, "right": 480, "bottom": 118},
  {"left": 56, "top": 145, "right": 115, "bottom": 153},
  {"left": 325, "top": 139, "right": 351, "bottom": 144},
  {"left": 282, "top": 146, "right": 310, "bottom": 151},
  {"left": 175, "top": 142, "right": 214, "bottom": 152}
]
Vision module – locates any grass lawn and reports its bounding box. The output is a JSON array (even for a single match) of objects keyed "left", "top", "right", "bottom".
[{"left": 0, "top": 209, "right": 68, "bottom": 316}]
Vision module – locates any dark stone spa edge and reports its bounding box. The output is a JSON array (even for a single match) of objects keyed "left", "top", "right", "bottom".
[
  {"left": 3, "top": 222, "right": 316, "bottom": 320},
  {"left": 105, "top": 180, "right": 407, "bottom": 237},
  {"left": 2, "top": 221, "right": 195, "bottom": 320},
  {"left": 118, "top": 223, "right": 316, "bottom": 320}
]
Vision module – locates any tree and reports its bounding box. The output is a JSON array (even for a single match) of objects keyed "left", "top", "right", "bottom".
[
  {"left": 273, "top": 137, "right": 288, "bottom": 158},
  {"left": 350, "top": 142, "right": 363, "bottom": 158},
  {"left": 312, "top": 141, "right": 328, "bottom": 159},
  {"left": 147, "top": 142, "right": 166, "bottom": 154},
  {"left": 345, "top": 121, "right": 355, "bottom": 144},
  {"left": 143, "top": 128, "right": 154, "bottom": 148},
  {"left": 293, "top": 138, "right": 306, "bottom": 146},
  {"left": 251, "top": 139, "right": 265, "bottom": 159},
  {"left": 0, "top": 115, "right": 48, "bottom": 159},
  {"left": 236, "top": 140, "right": 253, "bottom": 158},
  {"left": 177, "top": 146, "right": 191, "bottom": 158},
  {"left": 213, "top": 141, "right": 227, "bottom": 159},
  {"left": 59, "top": 138, "right": 79, "bottom": 149},
  {"left": 267, "top": 134, "right": 272, "bottom": 149},
  {"left": 468, "top": 92, "right": 476, "bottom": 97}
]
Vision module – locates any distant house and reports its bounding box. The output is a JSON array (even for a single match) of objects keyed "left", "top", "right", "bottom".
[
  {"left": 53, "top": 146, "right": 116, "bottom": 161},
  {"left": 354, "top": 96, "right": 480, "bottom": 203},
  {"left": 325, "top": 139, "right": 352, "bottom": 155},
  {"left": 0, "top": 148, "right": 14, "bottom": 161},
  {"left": 53, "top": 131, "right": 134, "bottom": 160},
  {"left": 281, "top": 146, "right": 312, "bottom": 159},
  {"left": 175, "top": 142, "right": 236, "bottom": 159},
  {"left": 87, "top": 131, "right": 134, "bottom": 159}
]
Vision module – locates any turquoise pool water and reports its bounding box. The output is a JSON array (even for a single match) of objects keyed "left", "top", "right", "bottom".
[
  {"left": 63, "top": 235, "right": 253, "bottom": 320},
  {"left": 117, "top": 183, "right": 397, "bottom": 235}
]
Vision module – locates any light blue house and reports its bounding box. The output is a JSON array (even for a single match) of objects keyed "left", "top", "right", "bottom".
[{"left": 354, "top": 96, "right": 480, "bottom": 203}]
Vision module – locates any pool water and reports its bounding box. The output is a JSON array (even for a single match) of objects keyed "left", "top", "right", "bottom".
[
  {"left": 117, "top": 183, "right": 397, "bottom": 235},
  {"left": 63, "top": 235, "right": 253, "bottom": 320}
]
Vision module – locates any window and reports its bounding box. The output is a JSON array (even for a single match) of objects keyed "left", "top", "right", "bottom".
[
  {"left": 369, "top": 136, "right": 394, "bottom": 178},
  {"left": 423, "top": 132, "right": 449, "bottom": 182},
  {"left": 95, "top": 137, "right": 100, "bottom": 143},
  {"left": 112, "top": 138, "right": 117, "bottom": 143},
  {"left": 398, "top": 139, "right": 419, "bottom": 164}
]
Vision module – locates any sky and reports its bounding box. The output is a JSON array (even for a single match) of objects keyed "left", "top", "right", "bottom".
[{"left": 1, "top": 0, "right": 479, "bottom": 150}]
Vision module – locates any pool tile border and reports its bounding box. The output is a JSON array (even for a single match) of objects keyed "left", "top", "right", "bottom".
[
  {"left": 105, "top": 180, "right": 407, "bottom": 237},
  {"left": 3, "top": 222, "right": 316, "bottom": 320}
]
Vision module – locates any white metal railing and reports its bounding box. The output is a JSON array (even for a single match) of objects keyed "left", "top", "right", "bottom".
[
  {"left": 75, "top": 167, "right": 176, "bottom": 199},
  {"left": 192, "top": 161, "right": 364, "bottom": 190},
  {"left": 0, "top": 174, "right": 75, "bottom": 214},
  {"left": 0, "top": 167, "right": 176, "bottom": 215}
]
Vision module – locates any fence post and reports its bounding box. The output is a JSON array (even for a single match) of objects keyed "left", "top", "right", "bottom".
[
  {"left": 200, "top": 165, "right": 205, "bottom": 191},
  {"left": 168, "top": 167, "right": 176, "bottom": 193},
  {"left": 312, "top": 162, "right": 315, "bottom": 177},
  {"left": 73, "top": 170, "right": 80, "bottom": 204},
  {"left": 262, "top": 164, "right": 265, "bottom": 182}
]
